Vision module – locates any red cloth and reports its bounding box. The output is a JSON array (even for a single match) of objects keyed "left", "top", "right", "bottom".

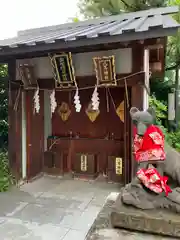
[
  {"left": 133, "top": 125, "right": 165, "bottom": 162},
  {"left": 137, "top": 168, "right": 172, "bottom": 196}
]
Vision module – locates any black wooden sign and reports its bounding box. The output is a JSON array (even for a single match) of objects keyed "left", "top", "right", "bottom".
[
  {"left": 93, "top": 55, "right": 117, "bottom": 86},
  {"left": 50, "top": 53, "right": 76, "bottom": 88}
]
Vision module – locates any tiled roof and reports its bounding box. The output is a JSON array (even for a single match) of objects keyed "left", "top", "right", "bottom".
[{"left": 0, "top": 6, "right": 179, "bottom": 56}]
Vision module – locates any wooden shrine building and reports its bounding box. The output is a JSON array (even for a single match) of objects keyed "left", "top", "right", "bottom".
[{"left": 0, "top": 6, "right": 179, "bottom": 184}]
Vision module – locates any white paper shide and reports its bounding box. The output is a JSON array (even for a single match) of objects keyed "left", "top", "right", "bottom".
[
  {"left": 33, "top": 88, "right": 40, "bottom": 113},
  {"left": 50, "top": 90, "right": 57, "bottom": 115},
  {"left": 91, "top": 86, "right": 100, "bottom": 110},
  {"left": 74, "top": 88, "right": 81, "bottom": 112}
]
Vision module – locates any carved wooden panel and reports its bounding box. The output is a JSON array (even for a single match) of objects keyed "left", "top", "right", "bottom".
[
  {"left": 44, "top": 151, "right": 54, "bottom": 168},
  {"left": 107, "top": 156, "right": 124, "bottom": 183},
  {"left": 73, "top": 153, "right": 97, "bottom": 178},
  {"left": 43, "top": 151, "right": 63, "bottom": 175},
  {"left": 19, "top": 64, "right": 38, "bottom": 88}
]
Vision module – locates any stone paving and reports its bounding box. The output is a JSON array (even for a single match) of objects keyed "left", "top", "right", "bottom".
[
  {"left": 0, "top": 176, "right": 120, "bottom": 240},
  {"left": 0, "top": 176, "right": 176, "bottom": 239}
]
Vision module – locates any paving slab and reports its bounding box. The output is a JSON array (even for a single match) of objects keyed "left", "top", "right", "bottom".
[
  {"left": 0, "top": 176, "right": 120, "bottom": 239},
  {"left": 0, "top": 177, "right": 174, "bottom": 239},
  {"left": 63, "top": 229, "right": 87, "bottom": 240},
  {"left": 0, "top": 218, "right": 69, "bottom": 240}
]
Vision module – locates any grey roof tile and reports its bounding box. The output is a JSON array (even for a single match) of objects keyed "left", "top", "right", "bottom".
[{"left": 0, "top": 6, "right": 179, "bottom": 55}]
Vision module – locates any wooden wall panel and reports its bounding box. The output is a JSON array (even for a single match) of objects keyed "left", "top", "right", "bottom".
[
  {"left": 50, "top": 87, "right": 127, "bottom": 182},
  {"left": 52, "top": 87, "right": 125, "bottom": 140},
  {"left": 47, "top": 138, "right": 124, "bottom": 180},
  {"left": 26, "top": 90, "right": 44, "bottom": 179}
]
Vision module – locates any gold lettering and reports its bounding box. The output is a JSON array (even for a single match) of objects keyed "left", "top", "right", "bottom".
[
  {"left": 103, "top": 61, "right": 108, "bottom": 70},
  {"left": 102, "top": 60, "right": 109, "bottom": 81},
  {"left": 62, "top": 73, "right": 67, "bottom": 81},
  {"left": 59, "top": 58, "right": 68, "bottom": 82},
  {"left": 115, "top": 157, "right": 122, "bottom": 175},
  {"left": 81, "top": 155, "right": 87, "bottom": 172}
]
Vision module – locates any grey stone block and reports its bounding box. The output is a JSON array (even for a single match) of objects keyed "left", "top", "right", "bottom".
[{"left": 111, "top": 199, "right": 180, "bottom": 238}]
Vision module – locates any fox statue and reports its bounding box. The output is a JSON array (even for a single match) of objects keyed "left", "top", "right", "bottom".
[{"left": 130, "top": 107, "right": 165, "bottom": 175}]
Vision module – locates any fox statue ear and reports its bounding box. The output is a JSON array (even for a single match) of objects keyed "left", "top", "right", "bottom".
[
  {"left": 147, "top": 107, "right": 156, "bottom": 120},
  {"left": 130, "top": 107, "right": 139, "bottom": 117}
]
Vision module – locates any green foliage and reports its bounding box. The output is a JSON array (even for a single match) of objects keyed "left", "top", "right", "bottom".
[
  {"left": 0, "top": 151, "right": 14, "bottom": 191},
  {"left": 0, "top": 64, "right": 12, "bottom": 191},
  {"left": 72, "top": 17, "right": 80, "bottom": 22},
  {"left": 0, "top": 64, "right": 8, "bottom": 150},
  {"left": 150, "top": 78, "right": 172, "bottom": 103},
  {"left": 78, "top": 0, "right": 167, "bottom": 18},
  {"left": 166, "top": 0, "right": 180, "bottom": 69},
  {"left": 166, "top": 130, "right": 180, "bottom": 151},
  {"left": 150, "top": 96, "right": 180, "bottom": 152},
  {"left": 149, "top": 96, "right": 167, "bottom": 122}
]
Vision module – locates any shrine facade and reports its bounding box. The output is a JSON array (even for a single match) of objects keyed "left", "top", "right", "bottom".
[{"left": 1, "top": 6, "right": 179, "bottom": 184}]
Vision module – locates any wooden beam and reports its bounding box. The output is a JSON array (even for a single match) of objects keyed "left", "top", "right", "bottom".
[
  {"left": 145, "top": 44, "right": 163, "bottom": 50},
  {"left": 0, "top": 38, "right": 162, "bottom": 64}
]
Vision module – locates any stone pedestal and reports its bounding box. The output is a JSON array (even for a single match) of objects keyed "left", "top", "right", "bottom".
[{"left": 111, "top": 196, "right": 180, "bottom": 238}]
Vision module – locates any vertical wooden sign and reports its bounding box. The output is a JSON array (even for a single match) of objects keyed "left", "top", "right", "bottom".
[{"left": 93, "top": 56, "right": 117, "bottom": 86}]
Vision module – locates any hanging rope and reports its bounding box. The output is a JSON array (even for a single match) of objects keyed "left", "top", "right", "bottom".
[
  {"left": 11, "top": 71, "right": 145, "bottom": 92},
  {"left": 124, "top": 78, "right": 129, "bottom": 109},
  {"left": 105, "top": 88, "right": 109, "bottom": 113},
  {"left": 13, "top": 87, "right": 21, "bottom": 111},
  {"left": 11, "top": 70, "right": 148, "bottom": 114},
  {"left": 107, "top": 88, "right": 116, "bottom": 113}
]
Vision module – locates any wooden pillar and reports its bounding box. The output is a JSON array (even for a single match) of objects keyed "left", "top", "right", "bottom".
[
  {"left": 143, "top": 48, "right": 150, "bottom": 111},
  {"left": 130, "top": 44, "right": 145, "bottom": 180},
  {"left": 124, "top": 88, "right": 132, "bottom": 184},
  {"left": 8, "top": 59, "right": 22, "bottom": 180}
]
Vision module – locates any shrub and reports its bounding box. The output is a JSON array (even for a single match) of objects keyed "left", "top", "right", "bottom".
[
  {"left": 0, "top": 151, "right": 14, "bottom": 191},
  {"left": 149, "top": 96, "right": 180, "bottom": 152},
  {"left": 149, "top": 96, "right": 167, "bottom": 124},
  {"left": 167, "top": 131, "right": 180, "bottom": 152}
]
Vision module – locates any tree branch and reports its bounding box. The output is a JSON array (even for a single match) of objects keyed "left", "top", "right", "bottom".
[
  {"left": 120, "top": 0, "right": 134, "bottom": 10},
  {"left": 166, "top": 60, "right": 180, "bottom": 71}
]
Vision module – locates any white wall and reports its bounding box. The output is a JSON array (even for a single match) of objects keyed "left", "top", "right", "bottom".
[
  {"left": 44, "top": 91, "right": 52, "bottom": 151},
  {"left": 21, "top": 91, "right": 27, "bottom": 179},
  {"left": 16, "top": 48, "right": 132, "bottom": 80}
]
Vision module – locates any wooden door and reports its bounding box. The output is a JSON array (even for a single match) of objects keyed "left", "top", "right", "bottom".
[{"left": 26, "top": 90, "right": 44, "bottom": 179}]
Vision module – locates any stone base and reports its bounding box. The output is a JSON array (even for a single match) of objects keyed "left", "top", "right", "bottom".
[{"left": 111, "top": 195, "right": 180, "bottom": 238}]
